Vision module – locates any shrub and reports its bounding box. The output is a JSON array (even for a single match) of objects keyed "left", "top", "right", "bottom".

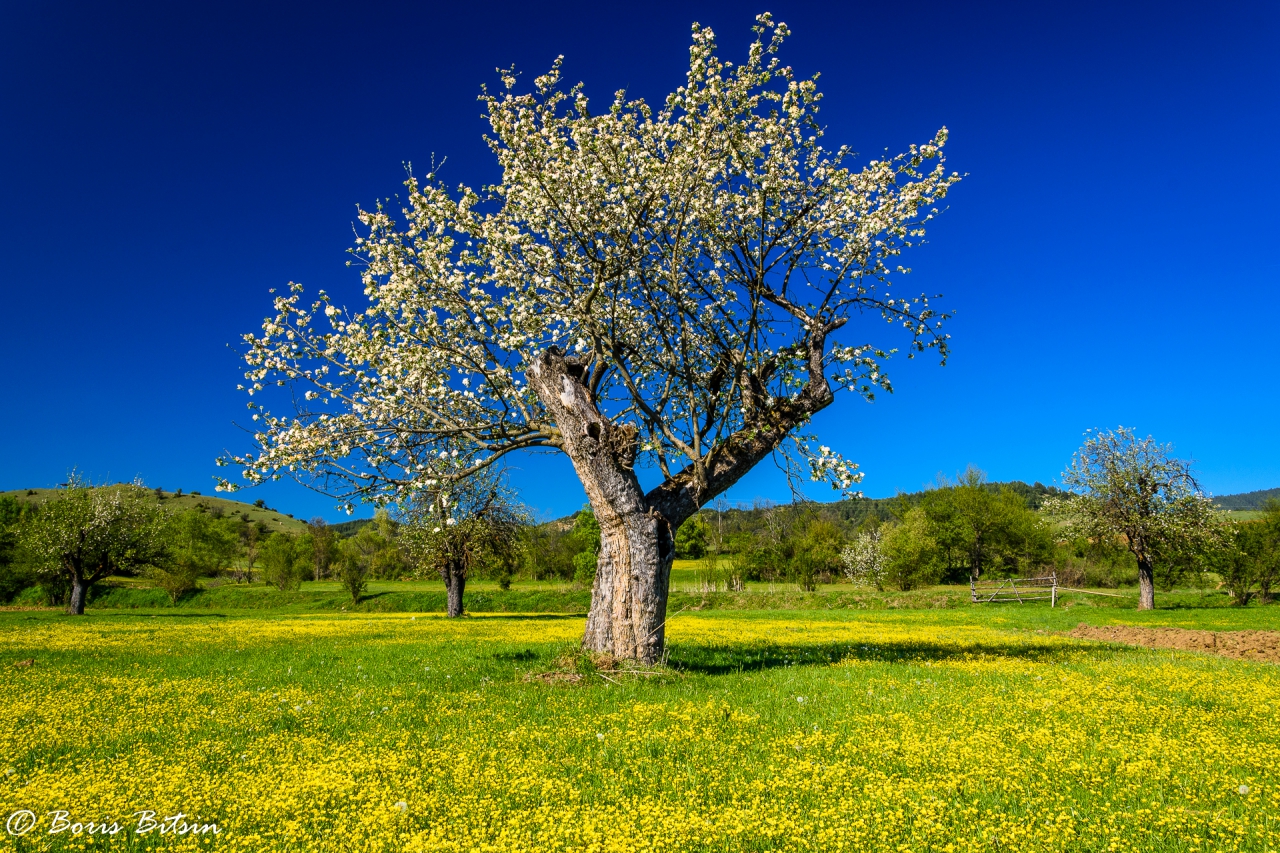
[
  {"left": 842, "top": 529, "right": 886, "bottom": 591},
  {"left": 880, "top": 508, "right": 944, "bottom": 591},
  {"left": 146, "top": 560, "right": 199, "bottom": 604},
  {"left": 791, "top": 518, "right": 843, "bottom": 590},
  {"left": 335, "top": 540, "right": 368, "bottom": 603},
  {"left": 675, "top": 516, "right": 709, "bottom": 560},
  {"left": 260, "top": 534, "right": 306, "bottom": 592},
  {"left": 0, "top": 561, "right": 34, "bottom": 604},
  {"left": 572, "top": 550, "right": 598, "bottom": 587}
]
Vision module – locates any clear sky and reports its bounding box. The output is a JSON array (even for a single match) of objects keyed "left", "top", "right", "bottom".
[{"left": 2, "top": 0, "right": 1276, "bottom": 522}]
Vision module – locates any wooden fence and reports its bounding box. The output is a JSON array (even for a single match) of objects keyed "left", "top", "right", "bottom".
[{"left": 970, "top": 573, "right": 1058, "bottom": 606}]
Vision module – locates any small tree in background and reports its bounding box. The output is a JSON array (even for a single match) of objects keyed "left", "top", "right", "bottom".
[
  {"left": 1215, "top": 528, "right": 1258, "bottom": 605},
  {"left": 0, "top": 496, "right": 36, "bottom": 604},
  {"left": 237, "top": 520, "right": 268, "bottom": 583},
  {"left": 1045, "top": 427, "right": 1218, "bottom": 610},
  {"left": 842, "top": 528, "right": 887, "bottom": 591},
  {"left": 260, "top": 533, "right": 307, "bottom": 592},
  {"left": 402, "top": 474, "right": 525, "bottom": 617},
  {"left": 570, "top": 509, "right": 602, "bottom": 587},
  {"left": 148, "top": 509, "right": 236, "bottom": 603},
  {"left": 792, "top": 517, "right": 844, "bottom": 591},
  {"left": 520, "top": 523, "right": 579, "bottom": 581},
  {"left": 306, "top": 518, "right": 338, "bottom": 580},
  {"left": 335, "top": 537, "right": 370, "bottom": 603},
  {"left": 1247, "top": 500, "right": 1280, "bottom": 603},
  {"left": 675, "top": 515, "right": 709, "bottom": 560},
  {"left": 20, "top": 479, "right": 165, "bottom": 614},
  {"left": 880, "top": 507, "right": 943, "bottom": 591},
  {"left": 341, "top": 518, "right": 406, "bottom": 584}
]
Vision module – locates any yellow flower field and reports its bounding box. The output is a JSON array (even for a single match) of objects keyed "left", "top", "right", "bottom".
[{"left": 1, "top": 611, "right": 1276, "bottom": 851}]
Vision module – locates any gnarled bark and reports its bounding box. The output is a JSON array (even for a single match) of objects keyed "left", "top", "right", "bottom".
[
  {"left": 444, "top": 565, "right": 466, "bottom": 618},
  {"left": 1137, "top": 553, "right": 1155, "bottom": 611},
  {"left": 68, "top": 575, "right": 89, "bottom": 615},
  {"left": 529, "top": 341, "right": 837, "bottom": 663},
  {"left": 529, "top": 348, "right": 672, "bottom": 662}
]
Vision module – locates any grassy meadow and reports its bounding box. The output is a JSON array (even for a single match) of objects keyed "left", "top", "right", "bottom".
[{"left": 1, "top": 593, "right": 1278, "bottom": 852}]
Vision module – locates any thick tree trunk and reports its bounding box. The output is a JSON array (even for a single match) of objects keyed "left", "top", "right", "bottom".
[
  {"left": 583, "top": 507, "right": 674, "bottom": 664},
  {"left": 445, "top": 567, "right": 465, "bottom": 618},
  {"left": 529, "top": 350, "right": 676, "bottom": 663},
  {"left": 528, "top": 335, "right": 838, "bottom": 662},
  {"left": 1137, "top": 553, "right": 1155, "bottom": 611},
  {"left": 68, "top": 576, "right": 89, "bottom": 615}
]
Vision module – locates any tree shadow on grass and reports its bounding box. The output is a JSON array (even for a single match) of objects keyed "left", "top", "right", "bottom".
[{"left": 671, "top": 637, "right": 1113, "bottom": 676}]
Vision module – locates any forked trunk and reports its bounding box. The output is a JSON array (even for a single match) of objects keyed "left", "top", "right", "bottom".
[
  {"left": 68, "top": 576, "right": 89, "bottom": 615},
  {"left": 1137, "top": 553, "right": 1155, "bottom": 611},
  {"left": 530, "top": 350, "right": 679, "bottom": 663},
  {"left": 529, "top": 338, "right": 836, "bottom": 662}
]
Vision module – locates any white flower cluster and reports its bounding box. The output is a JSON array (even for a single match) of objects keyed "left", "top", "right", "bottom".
[
  {"left": 1043, "top": 427, "right": 1220, "bottom": 555},
  {"left": 799, "top": 440, "right": 864, "bottom": 497}
]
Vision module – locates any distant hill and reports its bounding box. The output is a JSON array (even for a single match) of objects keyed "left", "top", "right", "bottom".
[
  {"left": 328, "top": 518, "right": 374, "bottom": 538},
  {"left": 1, "top": 487, "right": 307, "bottom": 534},
  {"left": 681, "top": 479, "right": 1066, "bottom": 534},
  {"left": 1213, "top": 487, "right": 1280, "bottom": 511}
]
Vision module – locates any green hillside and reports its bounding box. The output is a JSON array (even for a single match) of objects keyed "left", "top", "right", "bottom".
[
  {"left": 0, "top": 486, "right": 307, "bottom": 534},
  {"left": 1214, "top": 487, "right": 1280, "bottom": 511}
]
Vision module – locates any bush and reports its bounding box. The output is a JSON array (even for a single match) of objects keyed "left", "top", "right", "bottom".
[
  {"left": 0, "top": 496, "right": 34, "bottom": 603},
  {"left": 146, "top": 560, "right": 200, "bottom": 604},
  {"left": 675, "top": 516, "right": 709, "bottom": 560},
  {"left": 880, "top": 508, "right": 943, "bottom": 591},
  {"left": 37, "top": 574, "right": 70, "bottom": 607},
  {"left": 842, "top": 530, "right": 886, "bottom": 591},
  {"left": 260, "top": 534, "right": 306, "bottom": 592},
  {"left": 572, "top": 550, "right": 598, "bottom": 586},
  {"left": 335, "top": 540, "right": 369, "bottom": 603},
  {"left": 0, "top": 561, "right": 34, "bottom": 604},
  {"left": 791, "top": 518, "right": 843, "bottom": 590}
]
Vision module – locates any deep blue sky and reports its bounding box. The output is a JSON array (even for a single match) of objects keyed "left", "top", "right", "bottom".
[{"left": 2, "top": 0, "right": 1276, "bottom": 522}]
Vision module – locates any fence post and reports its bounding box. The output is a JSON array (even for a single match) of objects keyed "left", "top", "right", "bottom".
[{"left": 1051, "top": 572, "right": 1057, "bottom": 608}]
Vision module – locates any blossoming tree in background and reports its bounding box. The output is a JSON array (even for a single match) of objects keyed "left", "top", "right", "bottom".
[
  {"left": 399, "top": 469, "right": 525, "bottom": 618},
  {"left": 219, "top": 14, "right": 962, "bottom": 661},
  {"left": 1045, "top": 427, "right": 1219, "bottom": 610},
  {"left": 20, "top": 479, "right": 165, "bottom": 615},
  {"left": 842, "top": 529, "right": 886, "bottom": 591}
]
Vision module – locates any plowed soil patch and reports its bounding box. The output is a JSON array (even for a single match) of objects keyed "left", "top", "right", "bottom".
[{"left": 1070, "top": 624, "right": 1280, "bottom": 664}]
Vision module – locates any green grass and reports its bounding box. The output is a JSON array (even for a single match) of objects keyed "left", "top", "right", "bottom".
[
  {"left": 12, "top": 571, "right": 1276, "bottom": 632},
  {"left": 0, "top": 602, "right": 1276, "bottom": 851}
]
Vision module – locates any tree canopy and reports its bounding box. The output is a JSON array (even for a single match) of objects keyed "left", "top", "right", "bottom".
[
  {"left": 219, "top": 14, "right": 961, "bottom": 660},
  {"left": 219, "top": 14, "right": 958, "bottom": 511},
  {"left": 1045, "top": 427, "right": 1218, "bottom": 610}
]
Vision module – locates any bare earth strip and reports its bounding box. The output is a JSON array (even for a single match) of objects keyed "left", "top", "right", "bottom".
[{"left": 1070, "top": 624, "right": 1280, "bottom": 664}]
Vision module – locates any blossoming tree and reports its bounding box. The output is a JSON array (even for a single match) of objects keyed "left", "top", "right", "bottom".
[
  {"left": 400, "top": 471, "right": 525, "bottom": 618},
  {"left": 20, "top": 480, "right": 165, "bottom": 615},
  {"left": 1045, "top": 427, "right": 1219, "bottom": 610},
  {"left": 220, "top": 15, "right": 961, "bottom": 661}
]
